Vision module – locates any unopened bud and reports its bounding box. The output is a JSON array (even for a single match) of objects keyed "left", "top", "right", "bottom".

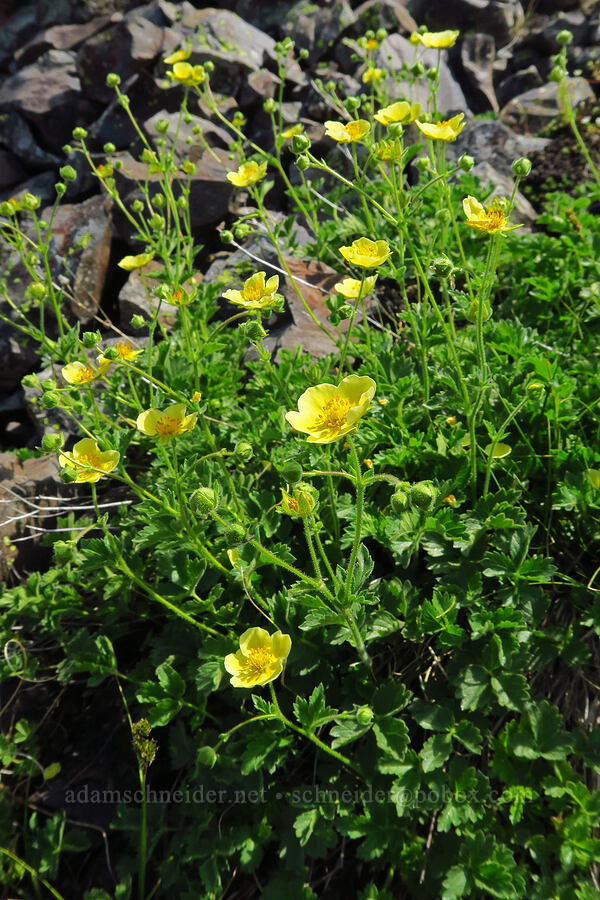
[
  {"left": 220, "top": 229, "right": 234, "bottom": 244},
  {"left": 42, "top": 433, "right": 63, "bottom": 451},
  {"left": 103, "top": 142, "right": 116, "bottom": 154},
  {"left": 279, "top": 460, "right": 303, "bottom": 483},
  {"left": 549, "top": 65, "right": 566, "bottom": 82},
  {"left": 458, "top": 153, "right": 475, "bottom": 172},
  {"left": 29, "top": 282, "right": 47, "bottom": 300},
  {"left": 356, "top": 705, "right": 374, "bottom": 725},
  {"left": 431, "top": 256, "right": 454, "bottom": 278},
  {"left": 291, "top": 133, "right": 311, "bottom": 155},
  {"left": 512, "top": 156, "right": 532, "bottom": 177},
  {"left": 409, "top": 481, "right": 438, "bottom": 511},
  {"left": 81, "top": 330, "right": 101, "bottom": 347},
  {"left": 106, "top": 72, "right": 121, "bottom": 87},
  {"left": 72, "top": 127, "right": 88, "bottom": 140},
  {"left": 192, "top": 486, "right": 218, "bottom": 514},
  {"left": 280, "top": 482, "right": 318, "bottom": 517},
  {"left": 296, "top": 154, "right": 310, "bottom": 171},
  {"left": 235, "top": 441, "right": 253, "bottom": 462},
  {"left": 131, "top": 314, "right": 146, "bottom": 329},
  {"left": 59, "top": 165, "right": 76, "bottom": 181},
  {"left": 263, "top": 97, "right": 276, "bottom": 114},
  {"left": 556, "top": 29, "right": 573, "bottom": 45},
  {"left": 391, "top": 488, "right": 410, "bottom": 513}
]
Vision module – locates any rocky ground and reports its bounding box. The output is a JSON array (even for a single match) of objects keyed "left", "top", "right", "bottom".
[{"left": 0, "top": 0, "right": 599, "bottom": 571}]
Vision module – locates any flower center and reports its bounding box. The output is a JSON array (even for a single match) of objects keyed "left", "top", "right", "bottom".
[
  {"left": 75, "top": 366, "right": 95, "bottom": 383},
  {"left": 244, "top": 283, "right": 264, "bottom": 302},
  {"left": 436, "top": 120, "right": 450, "bottom": 128},
  {"left": 117, "top": 341, "right": 135, "bottom": 359},
  {"left": 247, "top": 646, "right": 275, "bottom": 673},
  {"left": 485, "top": 206, "right": 507, "bottom": 228},
  {"left": 76, "top": 452, "right": 100, "bottom": 469},
  {"left": 319, "top": 396, "right": 350, "bottom": 428},
  {"left": 346, "top": 122, "right": 362, "bottom": 138},
  {"left": 154, "top": 415, "right": 182, "bottom": 436}
]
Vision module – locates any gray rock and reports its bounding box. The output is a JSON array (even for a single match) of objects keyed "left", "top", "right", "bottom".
[
  {"left": 0, "top": 111, "right": 61, "bottom": 171},
  {"left": 144, "top": 110, "right": 233, "bottom": 161},
  {"left": 0, "top": 325, "right": 40, "bottom": 393},
  {"left": 45, "top": 195, "right": 112, "bottom": 324},
  {"left": 376, "top": 33, "right": 467, "bottom": 113},
  {"left": 110, "top": 147, "right": 233, "bottom": 244},
  {"left": 280, "top": 0, "right": 356, "bottom": 65},
  {"left": 0, "top": 172, "right": 59, "bottom": 207},
  {"left": 496, "top": 66, "right": 543, "bottom": 108},
  {"left": 87, "top": 71, "right": 171, "bottom": 150},
  {"left": 76, "top": 18, "right": 165, "bottom": 104},
  {"left": 444, "top": 118, "right": 550, "bottom": 178},
  {"left": 409, "top": 0, "right": 524, "bottom": 49},
  {"left": 0, "top": 50, "right": 99, "bottom": 154},
  {"left": 500, "top": 78, "right": 595, "bottom": 133},
  {"left": 118, "top": 265, "right": 177, "bottom": 335},
  {"left": 353, "top": 0, "right": 417, "bottom": 35},
  {"left": 15, "top": 15, "right": 118, "bottom": 67},
  {"left": 515, "top": 11, "right": 589, "bottom": 54},
  {"left": 0, "top": 150, "right": 27, "bottom": 190},
  {"left": 0, "top": 0, "right": 77, "bottom": 70},
  {"left": 22, "top": 364, "right": 77, "bottom": 443},
  {"left": 459, "top": 33, "right": 499, "bottom": 114}
]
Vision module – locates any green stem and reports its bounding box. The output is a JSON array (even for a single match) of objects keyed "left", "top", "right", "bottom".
[
  {"left": 0, "top": 847, "right": 67, "bottom": 900},
  {"left": 340, "top": 271, "right": 366, "bottom": 372},
  {"left": 269, "top": 684, "right": 362, "bottom": 776},
  {"left": 138, "top": 768, "right": 148, "bottom": 900},
  {"left": 311, "top": 522, "right": 340, "bottom": 590}
]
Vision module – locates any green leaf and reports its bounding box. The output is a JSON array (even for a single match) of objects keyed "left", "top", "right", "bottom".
[
  {"left": 293, "top": 684, "right": 336, "bottom": 732},
  {"left": 351, "top": 544, "right": 374, "bottom": 592},
  {"left": 156, "top": 661, "right": 186, "bottom": 698},
  {"left": 330, "top": 718, "right": 371, "bottom": 749},
  {"left": 510, "top": 701, "right": 573, "bottom": 760},
  {"left": 491, "top": 672, "right": 529, "bottom": 711},
  {"left": 454, "top": 720, "right": 482, "bottom": 753},
  {"left": 421, "top": 732, "right": 452, "bottom": 772},
  {"left": 373, "top": 718, "right": 409, "bottom": 773},
  {"left": 458, "top": 665, "right": 493, "bottom": 711},
  {"left": 442, "top": 866, "right": 469, "bottom": 900},
  {"left": 294, "top": 808, "right": 318, "bottom": 847},
  {"left": 411, "top": 700, "right": 454, "bottom": 732}
]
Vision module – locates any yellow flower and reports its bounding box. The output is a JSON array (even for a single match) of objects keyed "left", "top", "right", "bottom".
[
  {"left": 362, "top": 67, "right": 385, "bottom": 84},
  {"left": 324, "top": 120, "right": 371, "bottom": 143},
  {"left": 339, "top": 237, "right": 391, "bottom": 269},
  {"left": 191, "top": 391, "right": 202, "bottom": 402},
  {"left": 97, "top": 341, "right": 143, "bottom": 366},
  {"left": 374, "top": 100, "right": 421, "bottom": 126},
  {"left": 59, "top": 438, "right": 120, "bottom": 484},
  {"left": 61, "top": 360, "right": 111, "bottom": 385},
  {"left": 163, "top": 285, "right": 194, "bottom": 306},
  {"left": 136, "top": 403, "right": 197, "bottom": 439},
  {"left": 163, "top": 48, "right": 191, "bottom": 65},
  {"left": 415, "top": 113, "right": 466, "bottom": 142},
  {"left": 224, "top": 627, "right": 291, "bottom": 688},
  {"left": 167, "top": 62, "right": 206, "bottom": 86},
  {"left": 409, "top": 31, "right": 422, "bottom": 45},
  {"left": 118, "top": 252, "right": 154, "bottom": 271},
  {"left": 285, "top": 374, "right": 376, "bottom": 444},
  {"left": 420, "top": 30, "right": 460, "bottom": 49},
  {"left": 462, "top": 196, "right": 522, "bottom": 234},
  {"left": 222, "top": 271, "right": 281, "bottom": 310},
  {"left": 96, "top": 163, "right": 113, "bottom": 178},
  {"left": 281, "top": 124, "right": 304, "bottom": 140},
  {"left": 334, "top": 275, "right": 378, "bottom": 299},
  {"left": 226, "top": 160, "right": 268, "bottom": 187}
]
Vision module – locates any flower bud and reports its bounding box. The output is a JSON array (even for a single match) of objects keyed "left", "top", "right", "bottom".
[
  {"left": 356, "top": 705, "right": 374, "bottom": 726},
  {"left": 512, "top": 156, "right": 532, "bottom": 177},
  {"left": 29, "top": 281, "right": 47, "bottom": 299},
  {"left": 192, "top": 486, "right": 218, "bottom": 515},
  {"left": 176, "top": 196, "right": 188, "bottom": 210},
  {"left": 203, "top": 60, "right": 215, "bottom": 73},
  {"left": 106, "top": 72, "right": 121, "bottom": 87},
  {"left": 296, "top": 154, "right": 310, "bottom": 171},
  {"left": 415, "top": 156, "right": 430, "bottom": 173},
  {"left": 53, "top": 540, "right": 77, "bottom": 563},
  {"left": 409, "top": 481, "right": 438, "bottom": 511},
  {"left": 430, "top": 256, "right": 454, "bottom": 278},
  {"left": 42, "top": 432, "right": 63, "bottom": 451},
  {"left": 41, "top": 378, "right": 57, "bottom": 392},
  {"left": 182, "top": 160, "right": 196, "bottom": 175},
  {"left": 22, "top": 193, "right": 41, "bottom": 210},
  {"left": 224, "top": 522, "right": 246, "bottom": 544},
  {"left": 220, "top": 229, "right": 234, "bottom": 244},
  {"left": 131, "top": 199, "right": 144, "bottom": 213},
  {"left": 153, "top": 194, "right": 166, "bottom": 208},
  {"left": 466, "top": 297, "right": 491, "bottom": 324},
  {"left": 280, "top": 482, "right": 318, "bottom": 517},
  {"left": 101, "top": 346, "right": 120, "bottom": 360},
  {"left": 60, "top": 465, "right": 78, "bottom": 483},
  {"left": 299, "top": 47, "right": 309, "bottom": 59},
  {"left": 235, "top": 441, "right": 253, "bottom": 462},
  {"left": 0, "top": 200, "right": 17, "bottom": 216},
  {"left": 291, "top": 132, "right": 311, "bottom": 154},
  {"left": 425, "top": 67, "right": 438, "bottom": 82},
  {"left": 196, "top": 746, "right": 217, "bottom": 767},
  {"left": 149, "top": 213, "right": 164, "bottom": 230},
  {"left": 21, "top": 374, "right": 39, "bottom": 388},
  {"left": 556, "top": 29, "right": 573, "bottom": 45},
  {"left": 549, "top": 65, "right": 566, "bottom": 82},
  {"left": 458, "top": 153, "right": 475, "bottom": 172},
  {"left": 131, "top": 314, "right": 146, "bottom": 329},
  {"left": 55, "top": 183, "right": 66, "bottom": 198},
  {"left": 59, "top": 165, "right": 77, "bottom": 182},
  {"left": 280, "top": 460, "right": 303, "bottom": 483},
  {"left": 41, "top": 391, "right": 61, "bottom": 408},
  {"left": 104, "top": 142, "right": 116, "bottom": 154},
  {"left": 72, "top": 127, "right": 88, "bottom": 140},
  {"left": 410, "top": 61, "right": 425, "bottom": 77},
  {"left": 391, "top": 489, "right": 409, "bottom": 514},
  {"left": 263, "top": 97, "right": 276, "bottom": 114},
  {"left": 81, "top": 330, "right": 101, "bottom": 347}
]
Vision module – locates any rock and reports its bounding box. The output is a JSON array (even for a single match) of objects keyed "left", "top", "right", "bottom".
[
  {"left": 110, "top": 148, "right": 232, "bottom": 243},
  {"left": 0, "top": 150, "right": 27, "bottom": 189},
  {"left": 495, "top": 66, "right": 543, "bottom": 107},
  {"left": 0, "top": 325, "right": 40, "bottom": 393},
  {"left": 239, "top": 69, "right": 282, "bottom": 107},
  {"left": 0, "top": 50, "right": 99, "bottom": 154},
  {"left": 0, "top": 451, "right": 65, "bottom": 579},
  {"left": 409, "top": 0, "right": 524, "bottom": 49},
  {"left": 0, "top": 172, "right": 59, "bottom": 207},
  {"left": 22, "top": 365, "right": 78, "bottom": 444},
  {"left": 15, "top": 15, "right": 117, "bottom": 67},
  {"left": 280, "top": 0, "right": 356, "bottom": 65},
  {"left": 500, "top": 78, "right": 595, "bottom": 133},
  {"left": 45, "top": 195, "right": 112, "bottom": 323},
  {"left": 273, "top": 257, "right": 341, "bottom": 358},
  {"left": 183, "top": 8, "right": 304, "bottom": 93},
  {"left": 0, "top": 0, "right": 77, "bottom": 71},
  {"left": 76, "top": 18, "right": 165, "bottom": 104},
  {"left": 143, "top": 109, "right": 234, "bottom": 163},
  {"left": 458, "top": 33, "right": 498, "bottom": 114},
  {"left": 118, "top": 265, "right": 176, "bottom": 335},
  {"left": 444, "top": 119, "right": 550, "bottom": 178},
  {"left": 515, "top": 11, "right": 589, "bottom": 54},
  {"left": 375, "top": 33, "right": 467, "bottom": 113},
  {"left": 87, "top": 70, "right": 173, "bottom": 150},
  {"left": 353, "top": 0, "right": 417, "bottom": 35},
  {"left": 0, "top": 111, "right": 61, "bottom": 171}
]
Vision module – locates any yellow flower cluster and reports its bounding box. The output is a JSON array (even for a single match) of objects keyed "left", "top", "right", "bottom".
[{"left": 285, "top": 374, "right": 376, "bottom": 444}]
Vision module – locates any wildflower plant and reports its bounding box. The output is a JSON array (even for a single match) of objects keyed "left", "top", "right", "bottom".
[{"left": 1, "top": 18, "right": 600, "bottom": 900}]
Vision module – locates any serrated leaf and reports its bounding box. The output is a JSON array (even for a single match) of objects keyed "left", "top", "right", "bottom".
[
  {"left": 294, "top": 808, "right": 318, "bottom": 846},
  {"left": 491, "top": 672, "right": 529, "bottom": 711},
  {"left": 330, "top": 718, "right": 371, "bottom": 749},
  {"left": 411, "top": 700, "right": 454, "bottom": 732},
  {"left": 421, "top": 732, "right": 452, "bottom": 772}
]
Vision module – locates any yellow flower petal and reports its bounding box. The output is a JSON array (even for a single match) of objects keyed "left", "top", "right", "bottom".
[
  {"left": 324, "top": 120, "right": 371, "bottom": 143},
  {"left": 374, "top": 101, "right": 421, "bottom": 125},
  {"left": 118, "top": 252, "right": 154, "bottom": 271},
  {"left": 136, "top": 403, "right": 197, "bottom": 438},
  {"left": 225, "top": 627, "right": 291, "bottom": 688},
  {"left": 59, "top": 438, "right": 119, "bottom": 483},
  {"left": 415, "top": 113, "right": 466, "bottom": 142},
  {"left": 420, "top": 30, "right": 460, "bottom": 48},
  {"left": 226, "top": 160, "right": 268, "bottom": 187},
  {"left": 286, "top": 375, "right": 376, "bottom": 444},
  {"left": 339, "top": 237, "right": 391, "bottom": 268}
]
